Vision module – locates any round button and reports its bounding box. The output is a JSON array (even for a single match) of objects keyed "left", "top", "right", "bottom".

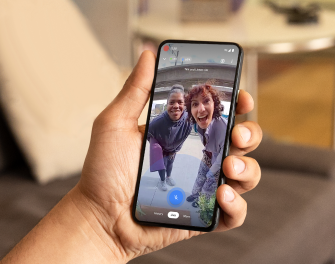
[
  {"left": 167, "top": 188, "right": 185, "bottom": 208},
  {"left": 169, "top": 189, "right": 184, "bottom": 206}
]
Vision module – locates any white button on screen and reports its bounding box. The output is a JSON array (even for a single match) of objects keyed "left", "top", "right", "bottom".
[{"left": 168, "top": 212, "right": 179, "bottom": 219}]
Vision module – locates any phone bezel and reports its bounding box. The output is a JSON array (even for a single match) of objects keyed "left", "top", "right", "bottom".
[{"left": 132, "top": 39, "right": 244, "bottom": 232}]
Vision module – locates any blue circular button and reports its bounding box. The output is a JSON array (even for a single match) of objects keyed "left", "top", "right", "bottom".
[
  {"left": 167, "top": 188, "right": 185, "bottom": 208},
  {"left": 169, "top": 190, "right": 183, "bottom": 205}
]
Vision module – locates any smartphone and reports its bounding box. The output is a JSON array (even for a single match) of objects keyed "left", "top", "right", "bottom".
[{"left": 132, "top": 40, "right": 243, "bottom": 232}]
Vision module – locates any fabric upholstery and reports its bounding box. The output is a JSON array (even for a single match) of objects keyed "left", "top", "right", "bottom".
[
  {"left": 130, "top": 169, "right": 335, "bottom": 264},
  {"left": 0, "top": 167, "right": 80, "bottom": 258},
  {"left": 1, "top": 139, "right": 335, "bottom": 263},
  {"left": 248, "top": 137, "right": 335, "bottom": 179}
]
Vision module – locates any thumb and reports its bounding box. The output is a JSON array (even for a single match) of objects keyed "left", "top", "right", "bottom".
[{"left": 102, "top": 51, "right": 156, "bottom": 125}]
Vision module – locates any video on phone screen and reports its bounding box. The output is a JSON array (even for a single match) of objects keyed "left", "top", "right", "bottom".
[{"left": 136, "top": 43, "right": 240, "bottom": 228}]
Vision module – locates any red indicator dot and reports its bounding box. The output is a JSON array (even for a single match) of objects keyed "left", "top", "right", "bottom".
[{"left": 163, "top": 45, "right": 169, "bottom": 51}]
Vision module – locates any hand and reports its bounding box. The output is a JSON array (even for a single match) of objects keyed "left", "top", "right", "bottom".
[
  {"left": 71, "top": 51, "right": 262, "bottom": 263},
  {"left": 168, "top": 152, "right": 176, "bottom": 161},
  {"left": 205, "top": 170, "right": 215, "bottom": 178}
]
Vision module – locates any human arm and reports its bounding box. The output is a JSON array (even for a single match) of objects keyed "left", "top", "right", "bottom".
[{"left": 1, "top": 51, "right": 262, "bottom": 264}]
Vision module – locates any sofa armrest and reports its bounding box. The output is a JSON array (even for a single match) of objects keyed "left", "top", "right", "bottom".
[{"left": 247, "top": 137, "right": 335, "bottom": 180}]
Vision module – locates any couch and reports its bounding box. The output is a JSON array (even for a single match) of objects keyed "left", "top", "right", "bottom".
[
  {"left": 1, "top": 109, "right": 335, "bottom": 264},
  {"left": 1, "top": 1, "right": 335, "bottom": 263}
]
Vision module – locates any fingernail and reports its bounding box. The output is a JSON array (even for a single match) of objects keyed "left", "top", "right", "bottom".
[
  {"left": 233, "top": 157, "right": 246, "bottom": 174},
  {"left": 238, "top": 124, "right": 251, "bottom": 143},
  {"left": 224, "top": 187, "right": 235, "bottom": 202}
]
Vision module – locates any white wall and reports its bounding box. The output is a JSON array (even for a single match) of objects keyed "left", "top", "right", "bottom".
[{"left": 72, "top": 0, "right": 132, "bottom": 68}]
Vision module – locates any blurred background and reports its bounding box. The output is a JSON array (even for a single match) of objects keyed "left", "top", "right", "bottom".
[
  {"left": 2, "top": 0, "right": 335, "bottom": 263},
  {"left": 72, "top": 0, "right": 335, "bottom": 148}
]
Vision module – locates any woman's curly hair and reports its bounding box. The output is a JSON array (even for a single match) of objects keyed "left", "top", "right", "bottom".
[{"left": 185, "top": 84, "right": 223, "bottom": 124}]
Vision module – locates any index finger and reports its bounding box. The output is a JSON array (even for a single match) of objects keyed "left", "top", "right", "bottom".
[{"left": 236, "top": 90, "right": 254, "bottom": 115}]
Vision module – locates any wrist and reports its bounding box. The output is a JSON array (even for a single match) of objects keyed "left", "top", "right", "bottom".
[
  {"left": 2, "top": 184, "right": 125, "bottom": 264},
  {"left": 67, "top": 185, "right": 126, "bottom": 264},
  {"left": 206, "top": 170, "right": 215, "bottom": 178}
]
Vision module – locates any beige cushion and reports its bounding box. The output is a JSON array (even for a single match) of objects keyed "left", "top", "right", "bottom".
[{"left": 0, "top": 0, "right": 138, "bottom": 183}]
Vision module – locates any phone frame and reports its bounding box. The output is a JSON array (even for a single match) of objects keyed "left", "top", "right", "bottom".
[{"left": 132, "top": 39, "right": 244, "bottom": 232}]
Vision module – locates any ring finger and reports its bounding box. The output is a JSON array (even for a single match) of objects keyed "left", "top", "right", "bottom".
[
  {"left": 215, "top": 184, "right": 248, "bottom": 232},
  {"left": 222, "top": 155, "right": 261, "bottom": 194},
  {"left": 230, "top": 121, "right": 262, "bottom": 156}
]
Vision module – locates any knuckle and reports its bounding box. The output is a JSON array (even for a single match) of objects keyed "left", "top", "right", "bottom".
[
  {"left": 92, "top": 113, "right": 114, "bottom": 133},
  {"left": 250, "top": 121, "right": 263, "bottom": 143},
  {"left": 259, "top": 168, "right": 262, "bottom": 182},
  {"left": 249, "top": 157, "right": 261, "bottom": 186},
  {"left": 249, "top": 157, "right": 260, "bottom": 175},
  {"left": 93, "top": 114, "right": 106, "bottom": 129},
  {"left": 236, "top": 202, "right": 248, "bottom": 228},
  {"left": 244, "top": 158, "right": 261, "bottom": 191},
  {"left": 228, "top": 200, "right": 248, "bottom": 230},
  {"left": 92, "top": 115, "right": 102, "bottom": 129},
  {"left": 243, "top": 121, "right": 262, "bottom": 139}
]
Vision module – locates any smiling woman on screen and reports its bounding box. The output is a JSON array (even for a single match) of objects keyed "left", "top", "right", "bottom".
[
  {"left": 185, "top": 84, "right": 227, "bottom": 207},
  {"left": 147, "top": 84, "right": 192, "bottom": 191}
]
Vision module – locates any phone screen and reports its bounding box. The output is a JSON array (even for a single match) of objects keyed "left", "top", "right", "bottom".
[{"left": 134, "top": 41, "right": 242, "bottom": 230}]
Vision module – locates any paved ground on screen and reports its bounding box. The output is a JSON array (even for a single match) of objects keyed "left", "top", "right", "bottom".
[{"left": 139, "top": 133, "right": 205, "bottom": 227}]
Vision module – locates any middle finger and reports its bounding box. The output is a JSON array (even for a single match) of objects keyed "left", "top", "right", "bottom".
[
  {"left": 222, "top": 155, "right": 261, "bottom": 194},
  {"left": 230, "top": 121, "right": 262, "bottom": 156}
]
